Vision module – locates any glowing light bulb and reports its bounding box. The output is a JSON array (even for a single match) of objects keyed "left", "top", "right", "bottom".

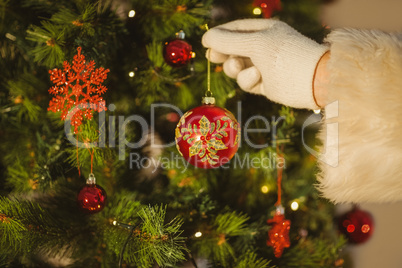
[
  {"left": 261, "top": 185, "right": 269, "bottom": 194},
  {"left": 129, "top": 71, "right": 135, "bottom": 77},
  {"left": 313, "top": 109, "right": 321, "bottom": 114},
  {"left": 195, "top": 231, "right": 202, "bottom": 238},
  {"left": 347, "top": 224, "right": 355, "bottom": 233},
  {"left": 128, "top": 10, "right": 136, "bottom": 18},
  {"left": 361, "top": 224, "right": 370, "bottom": 233},
  {"left": 253, "top": 7, "right": 262, "bottom": 15},
  {"left": 291, "top": 201, "right": 299, "bottom": 211}
]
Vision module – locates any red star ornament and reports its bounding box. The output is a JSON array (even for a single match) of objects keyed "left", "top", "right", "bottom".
[
  {"left": 253, "top": 0, "right": 282, "bottom": 18},
  {"left": 267, "top": 212, "right": 291, "bottom": 258},
  {"left": 48, "top": 47, "right": 109, "bottom": 133}
]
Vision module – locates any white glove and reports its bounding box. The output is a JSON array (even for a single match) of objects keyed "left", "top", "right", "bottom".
[{"left": 202, "top": 19, "right": 329, "bottom": 110}]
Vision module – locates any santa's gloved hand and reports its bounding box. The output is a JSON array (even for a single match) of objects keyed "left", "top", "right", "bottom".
[{"left": 202, "top": 19, "right": 329, "bottom": 109}]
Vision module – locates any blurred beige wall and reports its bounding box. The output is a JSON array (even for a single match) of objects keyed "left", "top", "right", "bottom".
[{"left": 321, "top": 0, "right": 402, "bottom": 32}]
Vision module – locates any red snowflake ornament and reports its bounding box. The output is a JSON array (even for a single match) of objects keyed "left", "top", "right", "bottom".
[
  {"left": 48, "top": 47, "right": 109, "bottom": 133},
  {"left": 267, "top": 209, "right": 291, "bottom": 258},
  {"left": 253, "top": 0, "right": 282, "bottom": 18}
]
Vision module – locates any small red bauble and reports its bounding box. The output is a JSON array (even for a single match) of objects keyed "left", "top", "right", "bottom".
[
  {"left": 163, "top": 32, "right": 193, "bottom": 67},
  {"left": 339, "top": 207, "right": 374, "bottom": 244},
  {"left": 175, "top": 97, "right": 240, "bottom": 169},
  {"left": 77, "top": 174, "right": 107, "bottom": 214}
]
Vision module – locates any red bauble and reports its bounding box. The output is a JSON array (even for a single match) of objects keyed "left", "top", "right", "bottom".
[
  {"left": 339, "top": 207, "right": 374, "bottom": 244},
  {"left": 175, "top": 98, "right": 240, "bottom": 169},
  {"left": 77, "top": 174, "right": 107, "bottom": 214},
  {"left": 163, "top": 39, "right": 192, "bottom": 67}
]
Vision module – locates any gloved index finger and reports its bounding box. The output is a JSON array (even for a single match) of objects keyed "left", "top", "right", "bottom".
[
  {"left": 206, "top": 49, "right": 229, "bottom": 63},
  {"left": 202, "top": 28, "right": 259, "bottom": 58},
  {"left": 212, "top": 18, "right": 280, "bottom": 32}
]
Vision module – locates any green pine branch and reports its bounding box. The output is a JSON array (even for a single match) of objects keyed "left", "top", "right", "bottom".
[
  {"left": 103, "top": 201, "right": 187, "bottom": 267},
  {"left": 0, "top": 196, "right": 65, "bottom": 260},
  {"left": 235, "top": 251, "right": 274, "bottom": 268},
  {"left": 26, "top": 21, "right": 66, "bottom": 67},
  {"left": 280, "top": 236, "right": 347, "bottom": 267}
]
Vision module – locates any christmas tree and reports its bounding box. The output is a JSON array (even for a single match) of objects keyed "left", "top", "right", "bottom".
[{"left": 0, "top": 0, "right": 347, "bottom": 267}]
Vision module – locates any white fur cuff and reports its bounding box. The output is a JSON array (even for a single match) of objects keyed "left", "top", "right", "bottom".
[{"left": 317, "top": 29, "right": 402, "bottom": 203}]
